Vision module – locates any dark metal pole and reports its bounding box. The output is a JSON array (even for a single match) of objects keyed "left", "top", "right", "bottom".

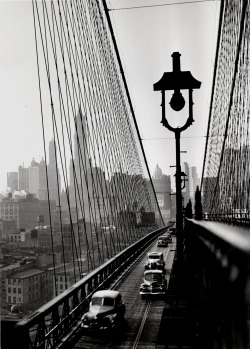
[{"left": 175, "top": 130, "right": 183, "bottom": 254}]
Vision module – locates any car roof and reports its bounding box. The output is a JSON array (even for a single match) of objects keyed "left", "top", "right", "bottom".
[
  {"left": 91, "top": 290, "right": 120, "bottom": 299},
  {"left": 148, "top": 251, "right": 163, "bottom": 256},
  {"left": 144, "top": 269, "right": 163, "bottom": 275}
]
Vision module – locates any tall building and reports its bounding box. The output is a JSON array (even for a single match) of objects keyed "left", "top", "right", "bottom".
[
  {"left": 152, "top": 164, "right": 172, "bottom": 223},
  {"left": 190, "top": 166, "right": 200, "bottom": 198},
  {"left": 28, "top": 159, "right": 40, "bottom": 198},
  {"left": 38, "top": 158, "right": 47, "bottom": 201},
  {"left": 18, "top": 165, "right": 29, "bottom": 192},
  {"left": 47, "top": 139, "right": 61, "bottom": 203},
  {"left": 153, "top": 164, "right": 163, "bottom": 179},
  {"left": 49, "top": 138, "right": 56, "bottom": 165},
  {"left": 182, "top": 162, "right": 200, "bottom": 208},
  {"left": 73, "top": 109, "right": 92, "bottom": 219},
  {"left": 74, "top": 109, "right": 91, "bottom": 182},
  {"left": 7, "top": 172, "right": 18, "bottom": 192}
]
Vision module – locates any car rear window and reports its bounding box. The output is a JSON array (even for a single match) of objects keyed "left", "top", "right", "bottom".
[
  {"left": 103, "top": 298, "right": 115, "bottom": 306},
  {"left": 145, "top": 273, "right": 161, "bottom": 282},
  {"left": 91, "top": 297, "right": 115, "bottom": 306},
  {"left": 149, "top": 255, "right": 160, "bottom": 259}
]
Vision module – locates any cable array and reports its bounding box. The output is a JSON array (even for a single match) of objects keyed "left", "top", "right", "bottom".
[
  {"left": 32, "top": 0, "right": 163, "bottom": 293},
  {"left": 202, "top": 0, "right": 250, "bottom": 226}
]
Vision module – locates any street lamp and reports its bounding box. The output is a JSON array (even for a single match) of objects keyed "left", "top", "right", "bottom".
[{"left": 153, "top": 52, "right": 201, "bottom": 255}]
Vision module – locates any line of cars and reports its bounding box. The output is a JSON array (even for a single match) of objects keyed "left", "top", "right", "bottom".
[
  {"left": 80, "top": 227, "right": 175, "bottom": 331},
  {"left": 140, "top": 228, "right": 174, "bottom": 297}
]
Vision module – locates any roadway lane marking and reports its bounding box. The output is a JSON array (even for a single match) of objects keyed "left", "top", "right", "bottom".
[{"left": 132, "top": 300, "right": 151, "bottom": 349}]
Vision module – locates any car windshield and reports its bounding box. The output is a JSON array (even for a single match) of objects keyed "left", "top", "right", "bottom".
[
  {"left": 91, "top": 297, "right": 115, "bottom": 306},
  {"left": 145, "top": 273, "right": 162, "bottom": 282}
]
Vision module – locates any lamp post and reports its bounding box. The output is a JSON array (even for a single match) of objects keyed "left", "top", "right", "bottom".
[{"left": 153, "top": 52, "right": 201, "bottom": 256}]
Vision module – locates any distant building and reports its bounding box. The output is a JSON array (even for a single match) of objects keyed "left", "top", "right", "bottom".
[
  {"left": 18, "top": 165, "right": 29, "bottom": 192},
  {"left": 38, "top": 157, "right": 47, "bottom": 201},
  {"left": 28, "top": 159, "right": 40, "bottom": 198},
  {"left": 7, "top": 172, "right": 18, "bottom": 192},
  {"left": 17, "top": 144, "right": 61, "bottom": 203},
  {"left": 6, "top": 267, "right": 53, "bottom": 311},
  {"left": 153, "top": 164, "right": 163, "bottom": 179},
  {"left": 18, "top": 194, "right": 56, "bottom": 230},
  {"left": 8, "top": 232, "right": 21, "bottom": 243},
  {"left": 152, "top": 164, "right": 172, "bottom": 223},
  {"left": 0, "top": 193, "right": 19, "bottom": 231},
  {"left": 47, "top": 139, "right": 61, "bottom": 203},
  {"left": 182, "top": 162, "right": 200, "bottom": 208},
  {"left": 73, "top": 110, "right": 92, "bottom": 219},
  {"left": 0, "top": 264, "right": 21, "bottom": 309}
]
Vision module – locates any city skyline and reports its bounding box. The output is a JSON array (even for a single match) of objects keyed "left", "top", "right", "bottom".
[
  {"left": 3, "top": 155, "right": 200, "bottom": 195},
  {"left": 0, "top": 0, "right": 220, "bottom": 194}
]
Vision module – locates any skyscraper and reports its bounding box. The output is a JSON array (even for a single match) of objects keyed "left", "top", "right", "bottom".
[
  {"left": 7, "top": 172, "right": 18, "bottom": 192},
  {"left": 18, "top": 165, "right": 29, "bottom": 192},
  {"left": 28, "top": 158, "right": 40, "bottom": 197},
  {"left": 182, "top": 162, "right": 200, "bottom": 208},
  {"left": 47, "top": 139, "right": 61, "bottom": 203},
  {"left": 38, "top": 157, "right": 47, "bottom": 201},
  {"left": 73, "top": 108, "right": 92, "bottom": 219},
  {"left": 152, "top": 164, "right": 172, "bottom": 223},
  {"left": 74, "top": 108, "right": 91, "bottom": 184}
]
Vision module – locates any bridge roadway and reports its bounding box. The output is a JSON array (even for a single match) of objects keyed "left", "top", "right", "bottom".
[{"left": 66, "top": 236, "right": 176, "bottom": 349}]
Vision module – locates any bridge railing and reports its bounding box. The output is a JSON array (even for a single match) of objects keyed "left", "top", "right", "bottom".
[
  {"left": 185, "top": 219, "right": 250, "bottom": 349},
  {"left": 204, "top": 213, "right": 250, "bottom": 228},
  {"left": 11, "top": 226, "right": 167, "bottom": 349}
]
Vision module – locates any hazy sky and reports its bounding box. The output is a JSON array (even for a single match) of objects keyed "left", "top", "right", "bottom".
[
  {"left": 0, "top": 0, "right": 220, "bottom": 192},
  {"left": 109, "top": 0, "right": 220, "bottom": 178}
]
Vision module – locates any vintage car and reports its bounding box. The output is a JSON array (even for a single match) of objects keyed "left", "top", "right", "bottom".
[
  {"left": 144, "top": 251, "right": 165, "bottom": 271},
  {"left": 140, "top": 269, "right": 168, "bottom": 296},
  {"left": 157, "top": 234, "right": 171, "bottom": 247},
  {"left": 81, "top": 290, "right": 126, "bottom": 330},
  {"left": 157, "top": 236, "right": 169, "bottom": 247},
  {"left": 169, "top": 225, "right": 176, "bottom": 236}
]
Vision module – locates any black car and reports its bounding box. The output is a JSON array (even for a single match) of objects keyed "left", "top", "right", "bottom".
[
  {"left": 140, "top": 270, "right": 168, "bottom": 296},
  {"left": 144, "top": 252, "right": 165, "bottom": 271},
  {"left": 81, "top": 290, "right": 126, "bottom": 330},
  {"left": 157, "top": 234, "right": 171, "bottom": 246}
]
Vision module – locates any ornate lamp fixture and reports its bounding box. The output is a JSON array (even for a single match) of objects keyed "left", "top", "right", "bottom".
[{"left": 153, "top": 52, "right": 201, "bottom": 252}]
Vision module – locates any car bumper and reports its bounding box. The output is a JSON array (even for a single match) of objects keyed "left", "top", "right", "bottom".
[
  {"left": 140, "top": 291, "right": 166, "bottom": 295},
  {"left": 140, "top": 288, "right": 166, "bottom": 295},
  {"left": 81, "top": 322, "right": 114, "bottom": 330}
]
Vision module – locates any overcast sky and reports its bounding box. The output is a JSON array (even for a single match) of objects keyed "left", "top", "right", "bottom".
[
  {"left": 109, "top": 0, "right": 220, "bottom": 179},
  {"left": 0, "top": 0, "right": 220, "bottom": 192}
]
